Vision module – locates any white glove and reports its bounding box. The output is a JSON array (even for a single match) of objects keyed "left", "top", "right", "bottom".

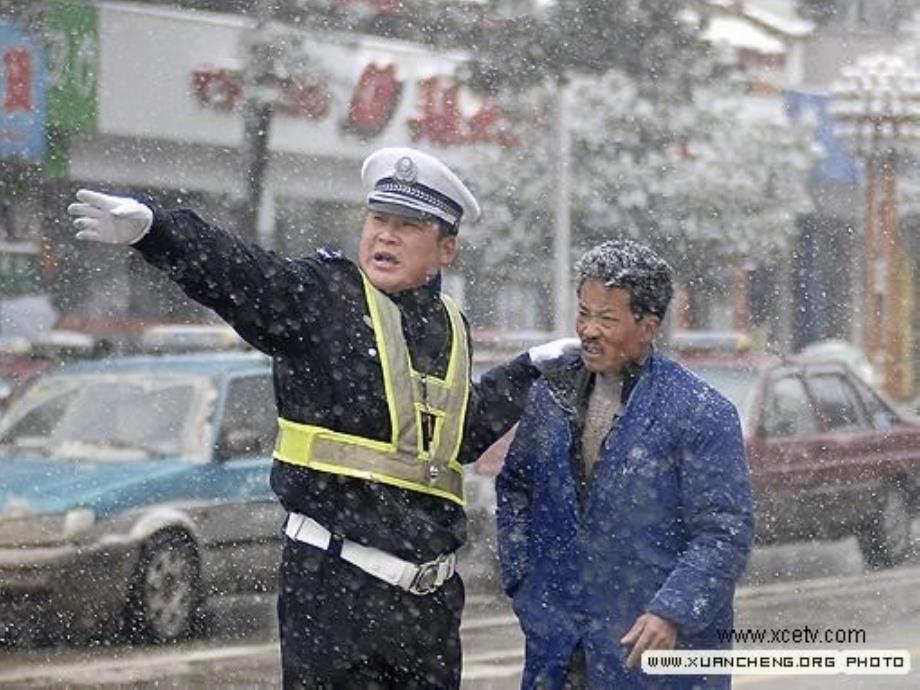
[
  {"left": 528, "top": 337, "right": 581, "bottom": 366},
  {"left": 67, "top": 189, "right": 153, "bottom": 245}
]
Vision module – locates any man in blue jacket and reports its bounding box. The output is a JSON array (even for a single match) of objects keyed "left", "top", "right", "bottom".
[{"left": 496, "top": 239, "right": 755, "bottom": 689}]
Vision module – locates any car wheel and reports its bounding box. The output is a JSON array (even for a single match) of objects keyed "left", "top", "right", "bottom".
[
  {"left": 856, "top": 485, "right": 912, "bottom": 569},
  {"left": 125, "top": 532, "right": 202, "bottom": 642}
]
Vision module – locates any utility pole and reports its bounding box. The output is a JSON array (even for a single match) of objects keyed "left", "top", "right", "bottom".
[
  {"left": 553, "top": 79, "right": 572, "bottom": 335},
  {"left": 238, "top": 0, "right": 278, "bottom": 243}
]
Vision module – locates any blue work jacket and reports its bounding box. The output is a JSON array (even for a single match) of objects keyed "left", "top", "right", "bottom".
[{"left": 496, "top": 350, "right": 755, "bottom": 689}]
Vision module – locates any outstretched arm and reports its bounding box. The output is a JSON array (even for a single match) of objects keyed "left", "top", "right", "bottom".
[
  {"left": 464, "top": 353, "right": 539, "bottom": 461},
  {"left": 68, "top": 190, "right": 332, "bottom": 354},
  {"left": 463, "top": 338, "right": 579, "bottom": 461}
]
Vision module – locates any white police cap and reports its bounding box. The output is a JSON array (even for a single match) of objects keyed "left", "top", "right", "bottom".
[{"left": 361, "top": 147, "right": 481, "bottom": 233}]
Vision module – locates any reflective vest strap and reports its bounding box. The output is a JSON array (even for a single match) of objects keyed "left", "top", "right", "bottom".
[
  {"left": 409, "top": 294, "right": 470, "bottom": 409},
  {"left": 440, "top": 293, "right": 469, "bottom": 388},
  {"left": 273, "top": 419, "right": 464, "bottom": 502},
  {"left": 360, "top": 275, "right": 416, "bottom": 451},
  {"left": 425, "top": 294, "right": 470, "bottom": 471}
]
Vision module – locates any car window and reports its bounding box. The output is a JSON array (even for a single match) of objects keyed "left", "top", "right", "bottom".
[
  {"left": 69, "top": 382, "right": 197, "bottom": 448},
  {"left": 806, "top": 373, "right": 867, "bottom": 432},
  {"left": 0, "top": 373, "right": 208, "bottom": 459},
  {"left": 0, "top": 384, "right": 80, "bottom": 448},
  {"left": 762, "top": 375, "right": 818, "bottom": 438},
  {"left": 848, "top": 376, "right": 899, "bottom": 430},
  {"left": 217, "top": 375, "right": 277, "bottom": 459}
]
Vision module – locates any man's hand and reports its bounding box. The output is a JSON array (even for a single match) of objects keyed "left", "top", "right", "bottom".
[
  {"left": 68, "top": 190, "right": 153, "bottom": 245},
  {"left": 620, "top": 612, "right": 678, "bottom": 669},
  {"left": 527, "top": 337, "right": 580, "bottom": 371}
]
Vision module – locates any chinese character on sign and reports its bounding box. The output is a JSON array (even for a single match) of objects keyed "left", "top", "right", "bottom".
[
  {"left": 191, "top": 66, "right": 329, "bottom": 120},
  {"left": 0, "top": 22, "right": 46, "bottom": 161},
  {"left": 276, "top": 76, "right": 329, "bottom": 119},
  {"left": 4, "top": 47, "right": 33, "bottom": 112},
  {"left": 191, "top": 67, "right": 243, "bottom": 111},
  {"left": 409, "top": 76, "right": 511, "bottom": 146},
  {"left": 410, "top": 76, "right": 463, "bottom": 145},
  {"left": 466, "top": 102, "right": 512, "bottom": 146},
  {"left": 344, "top": 63, "right": 402, "bottom": 138}
]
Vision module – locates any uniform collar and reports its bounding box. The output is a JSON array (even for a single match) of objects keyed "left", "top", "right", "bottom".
[{"left": 386, "top": 273, "right": 441, "bottom": 306}]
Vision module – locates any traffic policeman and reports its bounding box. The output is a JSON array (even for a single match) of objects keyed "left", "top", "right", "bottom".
[{"left": 68, "top": 147, "right": 554, "bottom": 689}]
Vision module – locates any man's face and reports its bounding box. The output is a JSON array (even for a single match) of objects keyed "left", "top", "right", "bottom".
[
  {"left": 575, "top": 279, "right": 660, "bottom": 375},
  {"left": 358, "top": 211, "right": 457, "bottom": 294}
]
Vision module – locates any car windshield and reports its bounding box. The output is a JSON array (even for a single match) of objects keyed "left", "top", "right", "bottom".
[
  {"left": 688, "top": 366, "right": 761, "bottom": 426},
  {"left": 0, "top": 372, "right": 212, "bottom": 460}
]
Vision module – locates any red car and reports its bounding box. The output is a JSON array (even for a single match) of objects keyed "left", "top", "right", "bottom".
[{"left": 684, "top": 354, "right": 920, "bottom": 568}]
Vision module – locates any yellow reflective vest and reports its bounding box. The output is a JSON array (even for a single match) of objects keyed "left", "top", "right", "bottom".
[{"left": 273, "top": 272, "right": 470, "bottom": 505}]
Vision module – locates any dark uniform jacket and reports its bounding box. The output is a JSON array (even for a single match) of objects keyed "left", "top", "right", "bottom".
[{"left": 134, "top": 207, "right": 539, "bottom": 564}]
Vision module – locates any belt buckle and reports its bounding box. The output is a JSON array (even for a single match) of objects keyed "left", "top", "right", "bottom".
[{"left": 408, "top": 558, "right": 443, "bottom": 595}]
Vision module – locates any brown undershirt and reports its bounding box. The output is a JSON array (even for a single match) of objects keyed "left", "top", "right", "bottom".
[{"left": 580, "top": 371, "right": 623, "bottom": 484}]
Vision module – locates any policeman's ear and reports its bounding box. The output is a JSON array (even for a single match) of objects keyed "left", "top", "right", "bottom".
[{"left": 437, "top": 233, "right": 458, "bottom": 267}]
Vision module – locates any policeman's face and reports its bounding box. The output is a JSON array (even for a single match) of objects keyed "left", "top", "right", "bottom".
[
  {"left": 575, "top": 280, "right": 660, "bottom": 375},
  {"left": 359, "top": 211, "right": 457, "bottom": 294}
]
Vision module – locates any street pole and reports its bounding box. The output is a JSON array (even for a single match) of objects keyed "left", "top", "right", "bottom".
[
  {"left": 553, "top": 80, "right": 572, "bottom": 336},
  {"left": 239, "top": 98, "right": 272, "bottom": 243},
  {"left": 238, "top": 1, "right": 276, "bottom": 243},
  {"left": 864, "top": 155, "right": 879, "bottom": 364},
  {"left": 880, "top": 153, "right": 913, "bottom": 398}
]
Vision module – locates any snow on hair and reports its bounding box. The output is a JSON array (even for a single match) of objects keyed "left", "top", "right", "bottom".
[{"left": 575, "top": 239, "right": 674, "bottom": 317}]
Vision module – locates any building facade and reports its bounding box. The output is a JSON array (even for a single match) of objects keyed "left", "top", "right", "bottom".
[{"left": 2, "top": 0, "right": 505, "bottom": 337}]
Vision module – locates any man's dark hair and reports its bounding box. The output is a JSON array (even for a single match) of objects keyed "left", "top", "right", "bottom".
[{"left": 575, "top": 239, "right": 673, "bottom": 319}]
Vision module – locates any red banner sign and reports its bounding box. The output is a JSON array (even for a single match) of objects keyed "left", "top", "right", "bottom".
[{"left": 190, "top": 61, "right": 509, "bottom": 147}]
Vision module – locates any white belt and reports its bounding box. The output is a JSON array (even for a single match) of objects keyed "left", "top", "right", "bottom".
[{"left": 284, "top": 512, "right": 456, "bottom": 596}]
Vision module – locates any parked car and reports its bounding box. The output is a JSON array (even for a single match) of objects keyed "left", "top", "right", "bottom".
[
  {"left": 796, "top": 338, "right": 878, "bottom": 387},
  {"left": 683, "top": 354, "right": 920, "bottom": 568},
  {"left": 0, "top": 350, "right": 502, "bottom": 643},
  {"left": 0, "top": 331, "right": 101, "bottom": 410},
  {"left": 0, "top": 351, "right": 281, "bottom": 643},
  {"left": 137, "top": 323, "right": 252, "bottom": 354}
]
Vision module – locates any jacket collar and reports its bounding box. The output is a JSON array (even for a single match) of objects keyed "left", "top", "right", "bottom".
[
  {"left": 384, "top": 273, "right": 447, "bottom": 374},
  {"left": 544, "top": 347, "right": 655, "bottom": 417},
  {"left": 387, "top": 272, "right": 442, "bottom": 314}
]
